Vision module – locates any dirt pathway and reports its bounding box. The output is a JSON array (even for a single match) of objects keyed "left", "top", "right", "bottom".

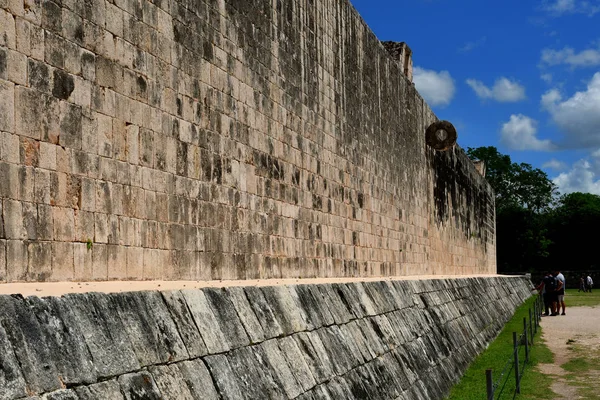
[{"left": 538, "top": 306, "right": 600, "bottom": 400}]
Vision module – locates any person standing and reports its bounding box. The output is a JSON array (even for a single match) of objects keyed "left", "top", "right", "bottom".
[
  {"left": 587, "top": 275, "right": 594, "bottom": 293},
  {"left": 555, "top": 270, "right": 566, "bottom": 315},
  {"left": 579, "top": 276, "right": 586, "bottom": 292}
]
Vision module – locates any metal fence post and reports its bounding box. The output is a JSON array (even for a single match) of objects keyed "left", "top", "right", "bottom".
[
  {"left": 523, "top": 318, "right": 530, "bottom": 362},
  {"left": 529, "top": 308, "right": 534, "bottom": 345},
  {"left": 486, "top": 369, "right": 494, "bottom": 400},
  {"left": 513, "top": 332, "right": 520, "bottom": 394}
]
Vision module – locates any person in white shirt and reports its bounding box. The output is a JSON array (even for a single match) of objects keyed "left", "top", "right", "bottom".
[{"left": 586, "top": 275, "right": 594, "bottom": 293}]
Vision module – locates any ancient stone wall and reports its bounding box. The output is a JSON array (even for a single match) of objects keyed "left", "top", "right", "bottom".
[
  {"left": 0, "top": 276, "right": 531, "bottom": 399},
  {"left": 0, "top": 0, "right": 495, "bottom": 282}
]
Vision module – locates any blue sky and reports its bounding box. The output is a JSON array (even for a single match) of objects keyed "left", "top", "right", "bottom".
[{"left": 350, "top": 0, "right": 600, "bottom": 195}]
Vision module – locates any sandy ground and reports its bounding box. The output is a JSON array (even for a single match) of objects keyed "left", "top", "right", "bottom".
[
  {"left": 538, "top": 305, "right": 600, "bottom": 400},
  {"left": 0, "top": 274, "right": 510, "bottom": 297}
]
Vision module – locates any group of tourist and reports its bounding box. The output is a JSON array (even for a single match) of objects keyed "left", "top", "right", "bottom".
[
  {"left": 578, "top": 275, "right": 594, "bottom": 293},
  {"left": 535, "top": 271, "right": 566, "bottom": 316}
]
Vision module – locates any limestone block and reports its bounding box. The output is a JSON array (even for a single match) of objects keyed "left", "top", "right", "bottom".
[
  {"left": 148, "top": 364, "right": 195, "bottom": 400},
  {"left": 181, "top": 289, "right": 230, "bottom": 354},
  {"left": 0, "top": 295, "right": 62, "bottom": 394},
  {"left": 91, "top": 243, "right": 107, "bottom": 280},
  {"left": 0, "top": 321, "right": 27, "bottom": 398},
  {"left": 111, "top": 291, "right": 188, "bottom": 366},
  {"left": 95, "top": 112, "right": 113, "bottom": 157},
  {"left": 0, "top": 79, "right": 14, "bottom": 133},
  {"left": 0, "top": 131, "right": 19, "bottom": 163},
  {"left": 3, "top": 199, "right": 25, "bottom": 239},
  {"left": 78, "top": 177, "right": 94, "bottom": 211},
  {"left": 18, "top": 164, "right": 35, "bottom": 202},
  {"left": 118, "top": 371, "right": 163, "bottom": 400},
  {"left": 316, "top": 325, "right": 362, "bottom": 374},
  {"left": 41, "top": 0, "right": 62, "bottom": 34},
  {"left": 63, "top": 292, "right": 140, "bottom": 378},
  {"left": 107, "top": 244, "right": 126, "bottom": 279},
  {"left": 0, "top": 9, "right": 16, "bottom": 49},
  {"left": 36, "top": 203, "right": 53, "bottom": 240},
  {"left": 19, "top": 136, "right": 39, "bottom": 167},
  {"left": 59, "top": 101, "right": 82, "bottom": 149},
  {"left": 242, "top": 286, "right": 284, "bottom": 339},
  {"left": 61, "top": 7, "right": 83, "bottom": 45},
  {"left": 225, "top": 286, "right": 265, "bottom": 344},
  {"left": 160, "top": 290, "right": 207, "bottom": 358},
  {"left": 15, "top": 17, "right": 30, "bottom": 55},
  {"left": 204, "top": 354, "right": 245, "bottom": 400},
  {"left": 260, "top": 285, "right": 308, "bottom": 335},
  {"left": 125, "top": 246, "right": 143, "bottom": 278},
  {"left": 6, "top": 48, "right": 26, "bottom": 85},
  {"left": 22, "top": 201, "right": 37, "bottom": 239},
  {"left": 45, "top": 31, "right": 66, "bottom": 69},
  {"left": 203, "top": 287, "right": 250, "bottom": 349},
  {"left": 26, "top": 296, "right": 97, "bottom": 386},
  {"left": 51, "top": 241, "right": 74, "bottom": 281},
  {"left": 75, "top": 379, "right": 124, "bottom": 399},
  {"left": 176, "top": 359, "right": 219, "bottom": 400},
  {"left": 27, "top": 241, "right": 52, "bottom": 280},
  {"left": 292, "top": 332, "right": 335, "bottom": 384},
  {"left": 15, "top": 86, "right": 60, "bottom": 143},
  {"left": 260, "top": 339, "right": 304, "bottom": 398},
  {"left": 53, "top": 206, "right": 75, "bottom": 241},
  {"left": 0, "top": 240, "right": 5, "bottom": 281},
  {"left": 74, "top": 242, "right": 93, "bottom": 280},
  {"left": 231, "top": 346, "right": 288, "bottom": 398}
]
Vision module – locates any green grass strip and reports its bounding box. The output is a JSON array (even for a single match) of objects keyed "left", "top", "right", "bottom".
[
  {"left": 563, "top": 288, "right": 600, "bottom": 308},
  {"left": 447, "top": 296, "right": 555, "bottom": 400}
]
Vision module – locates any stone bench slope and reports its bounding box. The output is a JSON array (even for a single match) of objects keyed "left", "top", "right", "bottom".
[{"left": 0, "top": 276, "right": 532, "bottom": 400}]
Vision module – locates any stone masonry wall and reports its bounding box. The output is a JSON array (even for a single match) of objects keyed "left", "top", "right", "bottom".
[
  {"left": 0, "top": 276, "right": 532, "bottom": 399},
  {"left": 0, "top": 0, "right": 496, "bottom": 282}
]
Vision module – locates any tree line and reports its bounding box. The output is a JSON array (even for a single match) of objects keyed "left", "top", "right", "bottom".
[{"left": 466, "top": 146, "right": 599, "bottom": 273}]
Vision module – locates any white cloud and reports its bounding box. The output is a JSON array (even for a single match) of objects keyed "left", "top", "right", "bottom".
[
  {"left": 413, "top": 67, "right": 455, "bottom": 107},
  {"left": 541, "top": 72, "right": 600, "bottom": 148},
  {"left": 541, "top": 46, "right": 600, "bottom": 68},
  {"left": 553, "top": 159, "right": 600, "bottom": 194},
  {"left": 543, "top": 158, "right": 568, "bottom": 170},
  {"left": 466, "top": 77, "right": 526, "bottom": 102},
  {"left": 458, "top": 36, "right": 487, "bottom": 53},
  {"left": 500, "top": 114, "right": 555, "bottom": 151},
  {"left": 541, "top": 73, "right": 553, "bottom": 83},
  {"left": 543, "top": 0, "right": 600, "bottom": 16}
]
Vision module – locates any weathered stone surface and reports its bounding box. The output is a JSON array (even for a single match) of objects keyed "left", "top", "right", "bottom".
[
  {"left": 177, "top": 359, "right": 219, "bottom": 400},
  {"left": 25, "top": 296, "right": 96, "bottom": 386},
  {"left": 225, "top": 286, "right": 265, "bottom": 344},
  {"left": 204, "top": 354, "right": 244, "bottom": 400},
  {"left": 41, "top": 389, "right": 79, "bottom": 400},
  {"left": 0, "top": 277, "right": 533, "bottom": 400},
  {"left": 61, "top": 293, "right": 140, "bottom": 378},
  {"left": 161, "top": 290, "right": 208, "bottom": 358},
  {"left": 149, "top": 364, "right": 194, "bottom": 400},
  {"left": 75, "top": 380, "right": 124, "bottom": 400},
  {"left": 261, "top": 285, "right": 308, "bottom": 335},
  {"left": 0, "top": 295, "right": 62, "bottom": 394},
  {"left": 243, "top": 286, "right": 283, "bottom": 339},
  {"left": 181, "top": 289, "right": 230, "bottom": 354},
  {"left": 111, "top": 291, "right": 188, "bottom": 366},
  {"left": 203, "top": 288, "right": 250, "bottom": 349},
  {"left": 0, "top": 322, "right": 27, "bottom": 399},
  {"left": 118, "top": 371, "right": 163, "bottom": 400},
  {"left": 277, "top": 335, "right": 317, "bottom": 392},
  {"left": 260, "top": 339, "right": 303, "bottom": 398}
]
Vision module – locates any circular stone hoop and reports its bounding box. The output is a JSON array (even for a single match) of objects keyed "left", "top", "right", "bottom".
[{"left": 425, "top": 120, "right": 457, "bottom": 151}]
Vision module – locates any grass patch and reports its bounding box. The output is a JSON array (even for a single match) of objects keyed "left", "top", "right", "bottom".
[
  {"left": 447, "top": 296, "right": 555, "bottom": 400},
  {"left": 562, "top": 357, "right": 593, "bottom": 373},
  {"left": 564, "top": 289, "right": 600, "bottom": 308}
]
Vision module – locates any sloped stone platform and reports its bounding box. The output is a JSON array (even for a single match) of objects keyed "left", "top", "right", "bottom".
[{"left": 0, "top": 276, "right": 532, "bottom": 399}]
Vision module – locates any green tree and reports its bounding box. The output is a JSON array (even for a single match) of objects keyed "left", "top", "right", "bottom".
[
  {"left": 466, "top": 147, "right": 558, "bottom": 272},
  {"left": 466, "top": 146, "right": 558, "bottom": 212},
  {"left": 546, "top": 192, "right": 600, "bottom": 271}
]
